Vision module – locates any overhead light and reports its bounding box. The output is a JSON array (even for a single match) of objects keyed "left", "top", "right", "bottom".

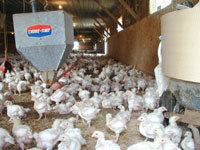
[
  {"left": 59, "top": 5, "right": 62, "bottom": 9},
  {"left": 73, "top": 22, "right": 77, "bottom": 27}
]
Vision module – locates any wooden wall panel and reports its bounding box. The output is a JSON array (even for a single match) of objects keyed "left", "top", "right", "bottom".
[
  {"left": 107, "top": 6, "right": 175, "bottom": 75},
  {"left": 108, "top": 0, "right": 199, "bottom": 75}
]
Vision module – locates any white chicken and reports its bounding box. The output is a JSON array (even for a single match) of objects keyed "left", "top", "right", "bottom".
[
  {"left": 164, "top": 116, "right": 182, "bottom": 145},
  {"left": 53, "top": 102, "right": 72, "bottom": 115},
  {"left": 33, "top": 97, "right": 51, "bottom": 120},
  {"left": 106, "top": 113, "right": 127, "bottom": 142},
  {"left": 0, "top": 128, "right": 15, "bottom": 150},
  {"left": 143, "top": 90, "right": 159, "bottom": 111},
  {"left": 78, "top": 88, "right": 90, "bottom": 100},
  {"left": 115, "top": 105, "right": 131, "bottom": 124},
  {"left": 17, "top": 80, "right": 30, "bottom": 95},
  {"left": 144, "top": 106, "right": 167, "bottom": 124},
  {"left": 8, "top": 79, "right": 18, "bottom": 94},
  {"left": 4, "top": 101, "right": 30, "bottom": 120},
  {"left": 0, "top": 82, "right": 4, "bottom": 92},
  {"left": 64, "top": 128, "right": 86, "bottom": 146},
  {"left": 162, "top": 137, "right": 181, "bottom": 150},
  {"left": 180, "top": 131, "right": 195, "bottom": 150},
  {"left": 10, "top": 117, "right": 33, "bottom": 150},
  {"left": 137, "top": 114, "right": 164, "bottom": 139},
  {"left": 127, "top": 136, "right": 166, "bottom": 150},
  {"left": 52, "top": 117, "right": 76, "bottom": 134},
  {"left": 78, "top": 105, "right": 100, "bottom": 128},
  {"left": 92, "top": 131, "right": 121, "bottom": 150},
  {"left": 137, "top": 78, "right": 147, "bottom": 91},
  {"left": 57, "top": 134, "right": 81, "bottom": 150},
  {"left": 33, "top": 128, "right": 60, "bottom": 150},
  {"left": 101, "top": 92, "right": 123, "bottom": 109},
  {"left": 50, "top": 89, "right": 69, "bottom": 104},
  {"left": 24, "top": 70, "right": 32, "bottom": 82},
  {"left": 126, "top": 89, "right": 144, "bottom": 111}
]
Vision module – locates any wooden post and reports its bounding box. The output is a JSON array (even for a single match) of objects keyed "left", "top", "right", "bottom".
[
  {"left": 118, "top": 0, "right": 138, "bottom": 21},
  {"left": 94, "top": 0, "right": 124, "bottom": 28}
]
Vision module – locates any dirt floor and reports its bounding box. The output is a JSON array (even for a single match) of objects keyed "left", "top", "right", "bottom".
[{"left": 0, "top": 88, "right": 146, "bottom": 150}]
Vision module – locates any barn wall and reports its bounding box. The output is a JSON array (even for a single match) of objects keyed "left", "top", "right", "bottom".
[
  {"left": 107, "top": 0, "right": 199, "bottom": 75},
  {"left": 107, "top": 3, "right": 177, "bottom": 75}
]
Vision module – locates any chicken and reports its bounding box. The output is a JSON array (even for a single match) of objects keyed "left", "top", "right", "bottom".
[
  {"left": 78, "top": 88, "right": 90, "bottom": 100},
  {"left": 143, "top": 90, "right": 159, "bottom": 111},
  {"left": 126, "top": 89, "right": 144, "bottom": 111},
  {"left": 144, "top": 106, "right": 167, "bottom": 124},
  {"left": 137, "top": 78, "right": 147, "bottom": 91},
  {"left": 101, "top": 92, "right": 123, "bottom": 109},
  {"left": 8, "top": 79, "right": 18, "bottom": 94},
  {"left": 0, "top": 128, "right": 15, "bottom": 150},
  {"left": 127, "top": 137, "right": 166, "bottom": 150},
  {"left": 43, "top": 88, "right": 53, "bottom": 96},
  {"left": 71, "top": 102, "right": 82, "bottom": 120},
  {"left": 164, "top": 116, "right": 182, "bottom": 145},
  {"left": 180, "top": 131, "right": 195, "bottom": 150},
  {"left": 52, "top": 118, "right": 76, "bottom": 134},
  {"left": 10, "top": 117, "right": 33, "bottom": 150},
  {"left": 115, "top": 105, "right": 131, "bottom": 124},
  {"left": 4, "top": 101, "right": 30, "bottom": 120},
  {"left": 162, "top": 137, "right": 181, "bottom": 150},
  {"left": 137, "top": 114, "right": 164, "bottom": 139},
  {"left": 33, "top": 97, "right": 51, "bottom": 120},
  {"left": 0, "top": 82, "right": 4, "bottom": 92},
  {"left": 17, "top": 80, "right": 30, "bottom": 95},
  {"left": 154, "top": 64, "right": 169, "bottom": 97},
  {"left": 64, "top": 128, "right": 86, "bottom": 146},
  {"left": 24, "top": 70, "right": 32, "bottom": 82},
  {"left": 78, "top": 106, "right": 100, "bottom": 128},
  {"left": 57, "top": 134, "right": 81, "bottom": 150},
  {"left": 92, "top": 131, "right": 121, "bottom": 150},
  {"left": 30, "top": 85, "right": 43, "bottom": 98},
  {"left": 33, "top": 128, "right": 60, "bottom": 150},
  {"left": 106, "top": 113, "right": 127, "bottom": 142},
  {"left": 53, "top": 102, "right": 72, "bottom": 115},
  {"left": 50, "top": 89, "right": 69, "bottom": 104},
  {"left": 89, "top": 92, "right": 102, "bottom": 108}
]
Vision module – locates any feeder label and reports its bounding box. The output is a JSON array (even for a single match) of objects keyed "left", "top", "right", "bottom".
[{"left": 27, "top": 24, "right": 52, "bottom": 37}]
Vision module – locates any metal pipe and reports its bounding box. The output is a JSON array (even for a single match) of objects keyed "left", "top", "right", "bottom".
[
  {"left": 30, "top": 0, "right": 40, "bottom": 12},
  {"left": 56, "top": 54, "right": 83, "bottom": 81}
]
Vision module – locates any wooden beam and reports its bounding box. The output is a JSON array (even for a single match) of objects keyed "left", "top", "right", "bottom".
[
  {"left": 94, "top": 0, "right": 123, "bottom": 28},
  {"left": 93, "top": 23, "right": 107, "bottom": 37},
  {"left": 94, "top": 19, "right": 110, "bottom": 35},
  {"left": 93, "top": 28, "right": 105, "bottom": 41},
  {"left": 118, "top": 0, "right": 138, "bottom": 21},
  {"left": 97, "top": 12, "right": 110, "bottom": 27},
  {"left": 165, "top": 109, "right": 200, "bottom": 127}
]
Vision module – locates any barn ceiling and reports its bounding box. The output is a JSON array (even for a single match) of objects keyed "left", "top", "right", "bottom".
[{"left": 0, "top": 0, "right": 120, "bottom": 42}]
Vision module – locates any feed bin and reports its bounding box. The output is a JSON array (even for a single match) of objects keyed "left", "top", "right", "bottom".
[{"left": 13, "top": 10, "right": 74, "bottom": 84}]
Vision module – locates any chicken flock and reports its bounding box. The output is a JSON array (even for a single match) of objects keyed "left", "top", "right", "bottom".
[{"left": 0, "top": 53, "right": 196, "bottom": 150}]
